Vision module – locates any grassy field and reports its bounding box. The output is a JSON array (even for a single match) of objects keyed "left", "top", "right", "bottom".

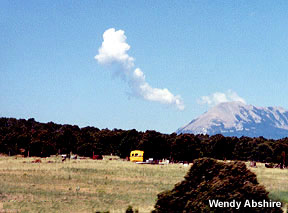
[
  {"left": 249, "top": 162, "right": 288, "bottom": 212},
  {"left": 0, "top": 156, "right": 287, "bottom": 213},
  {"left": 0, "top": 156, "right": 188, "bottom": 213}
]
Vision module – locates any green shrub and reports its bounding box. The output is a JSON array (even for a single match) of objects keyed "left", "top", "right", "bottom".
[
  {"left": 126, "top": 205, "right": 134, "bottom": 213},
  {"left": 153, "top": 158, "right": 283, "bottom": 213}
]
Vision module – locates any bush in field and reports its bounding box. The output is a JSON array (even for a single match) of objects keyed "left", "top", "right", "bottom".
[
  {"left": 153, "top": 158, "right": 283, "bottom": 213},
  {"left": 125, "top": 205, "right": 139, "bottom": 213}
]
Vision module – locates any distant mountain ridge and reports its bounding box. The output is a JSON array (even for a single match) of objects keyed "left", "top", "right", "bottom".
[{"left": 177, "top": 101, "right": 288, "bottom": 139}]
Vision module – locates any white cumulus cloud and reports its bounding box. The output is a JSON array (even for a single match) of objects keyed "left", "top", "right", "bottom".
[
  {"left": 95, "top": 28, "right": 134, "bottom": 69},
  {"left": 95, "top": 28, "right": 185, "bottom": 110},
  {"left": 198, "top": 90, "right": 246, "bottom": 106},
  {"left": 131, "top": 68, "right": 185, "bottom": 110}
]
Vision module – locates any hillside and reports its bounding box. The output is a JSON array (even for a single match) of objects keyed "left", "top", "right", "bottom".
[{"left": 177, "top": 102, "right": 288, "bottom": 139}]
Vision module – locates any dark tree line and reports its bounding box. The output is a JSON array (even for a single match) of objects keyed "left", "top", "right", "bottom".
[{"left": 0, "top": 117, "right": 288, "bottom": 164}]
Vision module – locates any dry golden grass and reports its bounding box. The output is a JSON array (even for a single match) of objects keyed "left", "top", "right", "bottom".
[
  {"left": 248, "top": 162, "right": 288, "bottom": 212},
  {"left": 0, "top": 156, "right": 188, "bottom": 213},
  {"left": 0, "top": 157, "right": 287, "bottom": 212}
]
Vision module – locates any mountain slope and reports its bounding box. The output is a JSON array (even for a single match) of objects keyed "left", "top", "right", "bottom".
[{"left": 177, "top": 101, "right": 288, "bottom": 139}]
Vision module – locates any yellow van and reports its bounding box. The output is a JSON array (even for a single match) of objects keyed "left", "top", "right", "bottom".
[{"left": 130, "top": 150, "right": 144, "bottom": 162}]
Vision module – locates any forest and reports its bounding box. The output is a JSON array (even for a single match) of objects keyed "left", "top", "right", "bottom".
[{"left": 0, "top": 117, "right": 288, "bottom": 164}]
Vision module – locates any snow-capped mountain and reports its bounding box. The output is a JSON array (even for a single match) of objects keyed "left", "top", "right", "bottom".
[{"left": 177, "top": 101, "right": 288, "bottom": 139}]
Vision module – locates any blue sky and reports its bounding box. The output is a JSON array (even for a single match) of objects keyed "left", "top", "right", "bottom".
[{"left": 1, "top": 1, "right": 288, "bottom": 133}]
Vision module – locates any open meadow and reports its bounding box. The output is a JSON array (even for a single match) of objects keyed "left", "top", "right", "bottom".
[
  {"left": 0, "top": 156, "right": 188, "bottom": 213},
  {"left": 249, "top": 163, "right": 288, "bottom": 212},
  {"left": 0, "top": 156, "right": 287, "bottom": 213}
]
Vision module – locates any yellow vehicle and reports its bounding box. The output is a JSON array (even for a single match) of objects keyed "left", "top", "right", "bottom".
[{"left": 130, "top": 150, "right": 144, "bottom": 162}]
